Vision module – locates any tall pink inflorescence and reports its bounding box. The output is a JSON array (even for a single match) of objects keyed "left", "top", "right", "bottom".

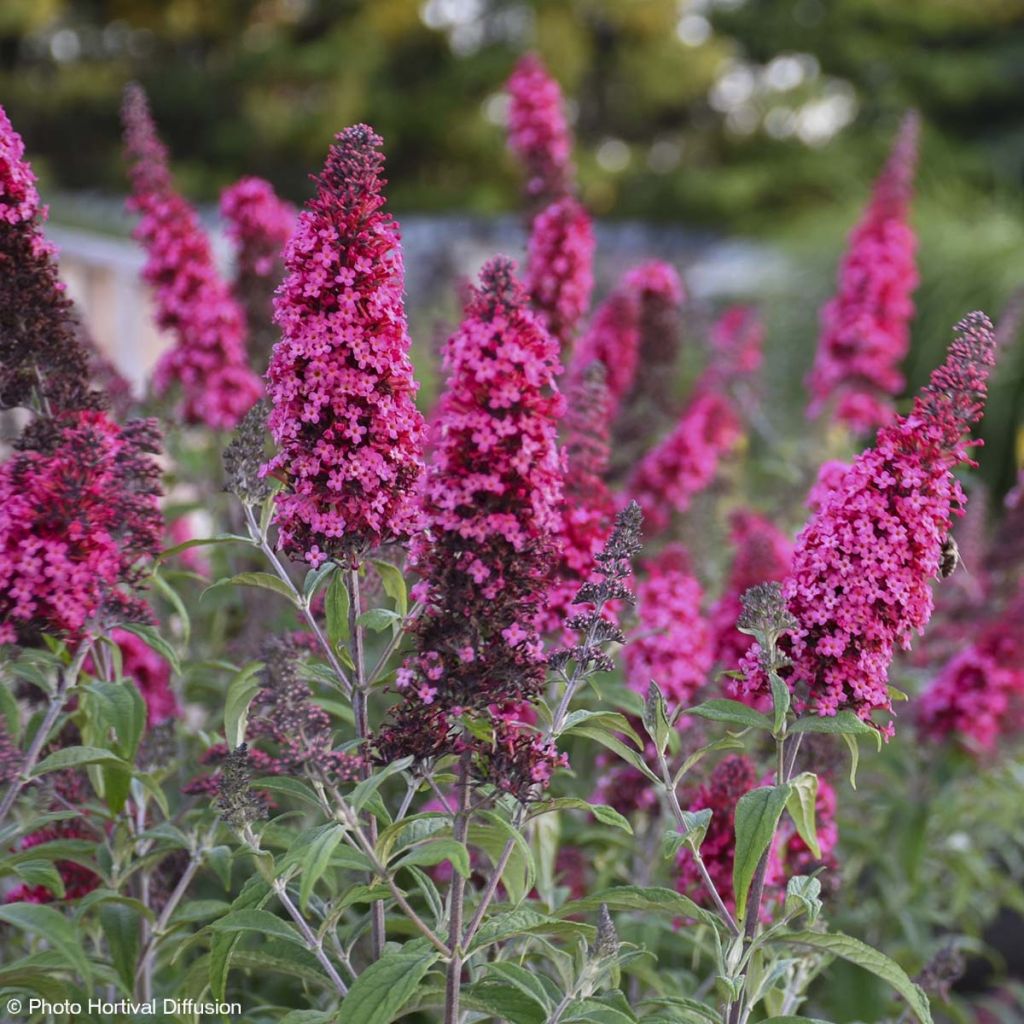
[
  {"left": 262, "top": 125, "right": 426, "bottom": 567},
  {"left": 526, "top": 196, "right": 594, "bottom": 351},
  {"left": 505, "top": 53, "right": 573, "bottom": 207},
  {"left": 375, "top": 257, "right": 566, "bottom": 799},
  {"left": 626, "top": 391, "right": 742, "bottom": 534},
  {"left": 1, "top": 104, "right": 97, "bottom": 413},
  {"left": 743, "top": 312, "right": 996, "bottom": 735},
  {"left": 712, "top": 510, "right": 792, "bottom": 673},
  {"left": 918, "top": 589, "right": 1024, "bottom": 753},
  {"left": 543, "top": 363, "right": 616, "bottom": 635},
  {"left": 625, "top": 545, "right": 712, "bottom": 708},
  {"left": 0, "top": 411, "right": 163, "bottom": 643},
  {"left": 569, "top": 260, "right": 684, "bottom": 420},
  {"left": 701, "top": 305, "right": 765, "bottom": 392},
  {"left": 121, "top": 84, "right": 261, "bottom": 430},
  {"left": 807, "top": 112, "right": 920, "bottom": 432},
  {"left": 220, "top": 176, "right": 296, "bottom": 280}
]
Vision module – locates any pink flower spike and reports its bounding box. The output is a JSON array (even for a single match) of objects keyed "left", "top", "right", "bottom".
[
  {"left": 807, "top": 112, "right": 920, "bottom": 431},
  {"left": 505, "top": 53, "right": 574, "bottom": 206},
  {"left": 121, "top": 84, "right": 262, "bottom": 429},
  {"left": 262, "top": 124, "right": 426, "bottom": 563}
]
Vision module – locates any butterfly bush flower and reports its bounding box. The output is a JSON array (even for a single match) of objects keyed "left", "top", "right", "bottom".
[
  {"left": 807, "top": 113, "right": 920, "bottom": 431},
  {"left": 918, "top": 590, "right": 1024, "bottom": 752},
  {"left": 262, "top": 125, "right": 426, "bottom": 565},
  {"left": 0, "top": 104, "right": 97, "bottom": 412},
  {"left": 220, "top": 176, "right": 296, "bottom": 366},
  {"left": 569, "top": 261, "right": 684, "bottom": 421},
  {"left": 526, "top": 196, "right": 594, "bottom": 351},
  {"left": 122, "top": 84, "right": 261, "bottom": 429},
  {"left": 375, "top": 258, "right": 566, "bottom": 798},
  {"left": 0, "top": 411, "right": 163, "bottom": 643},
  {"left": 506, "top": 53, "right": 573, "bottom": 206},
  {"left": 676, "top": 755, "right": 783, "bottom": 914},
  {"left": 625, "top": 545, "right": 712, "bottom": 707},
  {"left": 701, "top": 305, "right": 765, "bottom": 391},
  {"left": 543, "top": 363, "right": 616, "bottom": 635},
  {"left": 743, "top": 312, "right": 996, "bottom": 734},
  {"left": 627, "top": 391, "right": 742, "bottom": 534},
  {"left": 712, "top": 510, "right": 793, "bottom": 673}
]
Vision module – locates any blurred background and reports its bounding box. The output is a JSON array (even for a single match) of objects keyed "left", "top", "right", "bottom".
[{"left": 2, "top": 0, "right": 1024, "bottom": 489}]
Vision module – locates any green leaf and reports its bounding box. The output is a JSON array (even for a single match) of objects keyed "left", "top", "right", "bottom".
[
  {"left": 303, "top": 561, "right": 337, "bottom": 600},
  {"left": 394, "top": 839, "right": 471, "bottom": 879},
  {"left": 685, "top": 699, "right": 773, "bottom": 731},
  {"left": 85, "top": 680, "right": 146, "bottom": 761},
  {"left": 115, "top": 622, "right": 181, "bottom": 676},
  {"left": 357, "top": 608, "right": 403, "bottom": 633},
  {"left": 464, "top": 980, "right": 547, "bottom": 1024},
  {"left": 643, "top": 681, "right": 672, "bottom": 754},
  {"left": 842, "top": 733, "right": 860, "bottom": 789},
  {"left": 335, "top": 946, "right": 440, "bottom": 1024},
  {"left": 12, "top": 860, "right": 65, "bottom": 899},
  {"left": 732, "top": 784, "right": 791, "bottom": 922},
  {"left": 372, "top": 559, "right": 408, "bottom": 617},
  {"left": 209, "top": 877, "right": 271, "bottom": 1001},
  {"left": 209, "top": 908, "right": 305, "bottom": 947},
  {"left": 30, "top": 745, "right": 127, "bottom": 777},
  {"left": 158, "top": 533, "right": 251, "bottom": 561},
  {"left": 253, "top": 775, "right": 323, "bottom": 811},
  {"left": 789, "top": 710, "right": 882, "bottom": 750},
  {"left": 151, "top": 570, "right": 191, "bottom": 646},
  {"left": 570, "top": 726, "right": 661, "bottom": 784},
  {"left": 560, "top": 710, "right": 643, "bottom": 748},
  {"left": 224, "top": 661, "right": 264, "bottom": 749},
  {"left": 0, "top": 903, "right": 92, "bottom": 986},
  {"left": 786, "top": 772, "right": 821, "bottom": 860},
  {"left": 348, "top": 756, "right": 414, "bottom": 813},
  {"left": 784, "top": 876, "right": 822, "bottom": 925},
  {"left": 761, "top": 1017, "right": 833, "bottom": 1023},
  {"left": 298, "top": 825, "right": 345, "bottom": 912},
  {"left": 325, "top": 571, "right": 350, "bottom": 650},
  {"left": 662, "top": 809, "right": 713, "bottom": 861},
  {"left": 768, "top": 672, "right": 791, "bottom": 736},
  {"left": 202, "top": 572, "right": 298, "bottom": 607},
  {"left": 782, "top": 931, "right": 932, "bottom": 1023},
  {"left": 557, "top": 886, "right": 716, "bottom": 929},
  {"left": 0, "top": 679, "right": 21, "bottom": 740},
  {"left": 100, "top": 902, "right": 140, "bottom": 994}
]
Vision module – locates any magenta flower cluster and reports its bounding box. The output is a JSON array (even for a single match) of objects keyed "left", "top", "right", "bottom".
[
  {"left": 807, "top": 113, "right": 920, "bottom": 431},
  {"left": 918, "top": 591, "right": 1024, "bottom": 752},
  {"left": 376, "top": 258, "right": 566, "bottom": 798},
  {"left": 505, "top": 53, "right": 573, "bottom": 205},
  {"left": 743, "top": 312, "right": 996, "bottom": 733},
  {"left": 220, "top": 176, "right": 296, "bottom": 280},
  {"left": 627, "top": 391, "right": 742, "bottom": 533},
  {"left": 0, "top": 411, "right": 163, "bottom": 643},
  {"left": 122, "top": 84, "right": 262, "bottom": 430},
  {"left": 712, "top": 510, "right": 792, "bottom": 674},
  {"left": 526, "top": 196, "right": 595, "bottom": 350},
  {"left": 625, "top": 545, "right": 712, "bottom": 707},
  {"left": 262, "top": 125, "right": 426, "bottom": 565}
]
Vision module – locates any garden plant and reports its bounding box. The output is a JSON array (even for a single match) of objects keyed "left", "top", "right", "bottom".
[{"left": 1, "top": 53, "right": 1022, "bottom": 1024}]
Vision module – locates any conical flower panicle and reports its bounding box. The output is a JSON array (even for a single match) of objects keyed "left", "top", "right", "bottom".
[
  {"left": 526, "top": 195, "right": 595, "bottom": 351},
  {"left": 542, "top": 362, "right": 616, "bottom": 635},
  {"left": 122, "top": 84, "right": 261, "bottom": 429},
  {"left": 262, "top": 124, "right": 426, "bottom": 565},
  {"left": 0, "top": 410, "right": 163, "bottom": 643},
  {"left": 375, "top": 257, "right": 566, "bottom": 798},
  {"left": 0, "top": 104, "right": 97, "bottom": 413},
  {"left": 506, "top": 53, "right": 574, "bottom": 207},
  {"left": 807, "top": 112, "right": 920, "bottom": 431},
  {"left": 743, "top": 312, "right": 997, "bottom": 735},
  {"left": 220, "top": 176, "right": 296, "bottom": 367}
]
